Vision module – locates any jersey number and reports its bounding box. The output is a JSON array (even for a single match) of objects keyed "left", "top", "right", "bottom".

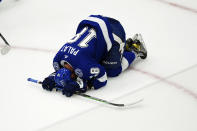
[{"left": 67, "top": 27, "right": 96, "bottom": 48}]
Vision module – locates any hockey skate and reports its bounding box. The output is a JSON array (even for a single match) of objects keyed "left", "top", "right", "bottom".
[{"left": 125, "top": 34, "right": 147, "bottom": 59}]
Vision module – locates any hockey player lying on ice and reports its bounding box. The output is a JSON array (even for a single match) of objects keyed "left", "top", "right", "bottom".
[{"left": 42, "top": 15, "right": 147, "bottom": 97}]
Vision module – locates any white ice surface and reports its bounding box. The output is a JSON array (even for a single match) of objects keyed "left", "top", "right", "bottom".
[{"left": 0, "top": 0, "right": 197, "bottom": 131}]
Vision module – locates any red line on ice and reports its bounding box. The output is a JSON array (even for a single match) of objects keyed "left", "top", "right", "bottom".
[
  {"left": 2, "top": 45, "right": 197, "bottom": 100},
  {"left": 0, "top": 45, "right": 57, "bottom": 53},
  {"left": 12, "top": 45, "right": 57, "bottom": 53},
  {"left": 133, "top": 68, "right": 197, "bottom": 100},
  {"left": 157, "top": 0, "right": 197, "bottom": 14}
]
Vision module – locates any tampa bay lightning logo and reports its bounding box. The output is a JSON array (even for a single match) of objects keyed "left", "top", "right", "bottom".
[{"left": 75, "top": 68, "right": 83, "bottom": 77}]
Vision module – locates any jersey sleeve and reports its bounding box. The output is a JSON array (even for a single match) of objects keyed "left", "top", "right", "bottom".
[
  {"left": 92, "top": 68, "right": 107, "bottom": 89},
  {"left": 53, "top": 52, "right": 64, "bottom": 71},
  {"left": 84, "top": 63, "right": 107, "bottom": 90}
]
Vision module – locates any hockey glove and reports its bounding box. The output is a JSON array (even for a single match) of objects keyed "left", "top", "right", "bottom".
[
  {"left": 62, "top": 78, "right": 87, "bottom": 97},
  {"left": 42, "top": 72, "right": 56, "bottom": 91}
]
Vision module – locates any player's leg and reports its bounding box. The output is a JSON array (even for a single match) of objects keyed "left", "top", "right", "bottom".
[
  {"left": 121, "top": 33, "right": 148, "bottom": 71},
  {"left": 121, "top": 51, "right": 136, "bottom": 71},
  {"left": 101, "top": 42, "right": 122, "bottom": 77},
  {"left": 102, "top": 34, "right": 146, "bottom": 76},
  {"left": 101, "top": 44, "right": 136, "bottom": 77},
  {"left": 102, "top": 17, "right": 125, "bottom": 77},
  {"left": 103, "top": 17, "right": 147, "bottom": 76},
  {"left": 104, "top": 51, "right": 135, "bottom": 77}
]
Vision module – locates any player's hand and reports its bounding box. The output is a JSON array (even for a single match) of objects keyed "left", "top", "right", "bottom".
[
  {"left": 62, "top": 79, "right": 87, "bottom": 97},
  {"left": 42, "top": 73, "right": 56, "bottom": 91},
  {"left": 61, "top": 84, "right": 76, "bottom": 97}
]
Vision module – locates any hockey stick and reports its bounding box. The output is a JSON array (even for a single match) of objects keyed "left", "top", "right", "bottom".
[
  {"left": 0, "top": 33, "right": 11, "bottom": 55},
  {"left": 27, "top": 78, "right": 143, "bottom": 107}
]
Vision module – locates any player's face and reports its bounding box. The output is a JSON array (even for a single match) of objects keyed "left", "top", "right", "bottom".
[{"left": 64, "top": 63, "right": 76, "bottom": 79}]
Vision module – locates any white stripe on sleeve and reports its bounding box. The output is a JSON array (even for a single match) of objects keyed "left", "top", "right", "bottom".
[{"left": 97, "top": 72, "right": 107, "bottom": 82}]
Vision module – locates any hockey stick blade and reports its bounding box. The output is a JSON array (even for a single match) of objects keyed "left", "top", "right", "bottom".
[
  {"left": 27, "top": 77, "right": 143, "bottom": 107},
  {"left": 1, "top": 45, "right": 11, "bottom": 55},
  {"left": 76, "top": 93, "right": 143, "bottom": 107}
]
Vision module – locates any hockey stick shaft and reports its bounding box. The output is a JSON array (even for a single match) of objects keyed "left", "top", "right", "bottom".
[
  {"left": 27, "top": 78, "right": 142, "bottom": 107},
  {"left": 0, "top": 33, "right": 10, "bottom": 46},
  {"left": 27, "top": 78, "right": 124, "bottom": 106}
]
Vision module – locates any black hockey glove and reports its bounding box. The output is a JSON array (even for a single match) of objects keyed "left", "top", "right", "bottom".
[
  {"left": 42, "top": 72, "right": 56, "bottom": 91},
  {"left": 62, "top": 84, "right": 77, "bottom": 97},
  {"left": 62, "top": 78, "right": 87, "bottom": 97},
  {"left": 87, "top": 77, "right": 95, "bottom": 90}
]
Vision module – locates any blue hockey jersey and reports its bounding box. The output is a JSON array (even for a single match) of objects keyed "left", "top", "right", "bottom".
[{"left": 53, "top": 15, "right": 127, "bottom": 89}]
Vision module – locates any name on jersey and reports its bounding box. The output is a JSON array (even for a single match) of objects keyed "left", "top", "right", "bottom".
[{"left": 61, "top": 45, "right": 79, "bottom": 56}]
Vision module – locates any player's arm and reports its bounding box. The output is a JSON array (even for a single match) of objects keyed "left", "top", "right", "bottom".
[
  {"left": 61, "top": 77, "right": 88, "bottom": 97},
  {"left": 42, "top": 68, "right": 88, "bottom": 97},
  {"left": 53, "top": 52, "right": 63, "bottom": 71},
  {"left": 42, "top": 72, "right": 57, "bottom": 91},
  {"left": 57, "top": 63, "right": 108, "bottom": 96},
  {"left": 87, "top": 64, "right": 108, "bottom": 90}
]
